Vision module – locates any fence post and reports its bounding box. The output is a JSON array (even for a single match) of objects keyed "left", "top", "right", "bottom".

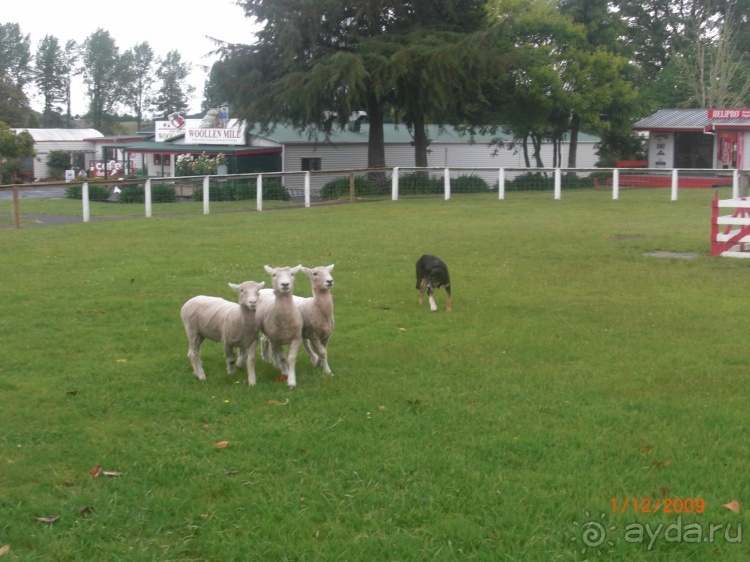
[
  {"left": 554, "top": 168, "right": 561, "bottom": 200},
  {"left": 202, "top": 176, "right": 210, "bottom": 214},
  {"left": 257, "top": 174, "right": 263, "bottom": 212},
  {"left": 82, "top": 182, "right": 90, "bottom": 222},
  {"left": 12, "top": 187, "right": 20, "bottom": 229},
  {"left": 498, "top": 168, "right": 505, "bottom": 200},
  {"left": 392, "top": 167, "right": 399, "bottom": 200},
  {"left": 444, "top": 168, "right": 451, "bottom": 200},
  {"left": 349, "top": 171, "right": 355, "bottom": 203},
  {"left": 304, "top": 172, "right": 311, "bottom": 208},
  {"left": 612, "top": 168, "right": 620, "bottom": 200},
  {"left": 671, "top": 169, "right": 679, "bottom": 201},
  {"left": 144, "top": 179, "right": 152, "bottom": 218},
  {"left": 733, "top": 169, "right": 740, "bottom": 199}
]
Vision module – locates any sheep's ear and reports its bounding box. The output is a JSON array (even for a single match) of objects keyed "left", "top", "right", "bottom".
[
  {"left": 292, "top": 265, "right": 302, "bottom": 274},
  {"left": 228, "top": 283, "right": 239, "bottom": 291},
  {"left": 327, "top": 264, "right": 335, "bottom": 271},
  {"left": 264, "top": 265, "right": 273, "bottom": 275},
  {"left": 257, "top": 281, "right": 265, "bottom": 289},
  {"left": 301, "top": 266, "right": 311, "bottom": 274}
]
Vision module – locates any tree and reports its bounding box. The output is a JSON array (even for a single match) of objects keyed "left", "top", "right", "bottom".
[
  {"left": 80, "top": 29, "right": 126, "bottom": 133},
  {"left": 33, "top": 35, "right": 69, "bottom": 127},
  {"left": 214, "top": 0, "right": 407, "bottom": 171},
  {"left": 0, "top": 75, "right": 32, "bottom": 127},
  {"left": 153, "top": 50, "right": 194, "bottom": 118},
  {"left": 122, "top": 42, "right": 156, "bottom": 130},
  {"left": 0, "top": 23, "right": 32, "bottom": 89},
  {"left": 0, "top": 122, "right": 34, "bottom": 183}
]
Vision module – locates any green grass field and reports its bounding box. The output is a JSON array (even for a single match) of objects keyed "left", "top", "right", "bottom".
[{"left": 1, "top": 188, "right": 749, "bottom": 561}]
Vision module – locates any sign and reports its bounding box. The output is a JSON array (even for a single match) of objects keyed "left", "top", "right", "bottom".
[
  {"left": 650, "top": 132, "right": 673, "bottom": 168},
  {"left": 707, "top": 109, "right": 750, "bottom": 119},
  {"left": 65, "top": 169, "right": 75, "bottom": 182},
  {"left": 88, "top": 160, "right": 133, "bottom": 178},
  {"left": 155, "top": 107, "right": 246, "bottom": 146}
]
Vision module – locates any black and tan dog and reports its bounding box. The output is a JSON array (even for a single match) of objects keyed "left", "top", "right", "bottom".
[{"left": 415, "top": 254, "right": 452, "bottom": 312}]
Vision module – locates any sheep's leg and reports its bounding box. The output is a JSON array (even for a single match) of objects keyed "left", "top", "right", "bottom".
[
  {"left": 187, "top": 335, "right": 206, "bottom": 380},
  {"left": 302, "top": 338, "right": 320, "bottom": 366},
  {"left": 285, "top": 338, "right": 302, "bottom": 388},
  {"left": 224, "top": 343, "right": 238, "bottom": 375},
  {"left": 309, "top": 337, "right": 331, "bottom": 375},
  {"left": 236, "top": 347, "right": 247, "bottom": 368},
  {"left": 272, "top": 343, "right": 289, "bottom": 376},
  {"left": 245, "top": 339, "right": 258, "bottom": 386}
]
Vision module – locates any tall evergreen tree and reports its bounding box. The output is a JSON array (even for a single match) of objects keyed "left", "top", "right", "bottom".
[
  {"left": 33, "top": 35, "right": 68, "bottom": 127},
  {"left": 121, "top": 42, "right": 156, "bottom": 130},
  {"left": 80, "top": 29, "right": 125, "bottom": 133},
  {"left": 0, "top": 23, "right": 32, "bottom": 89},
  {"left": 153, "top": 50, "right": 194, "bottom": 117}
]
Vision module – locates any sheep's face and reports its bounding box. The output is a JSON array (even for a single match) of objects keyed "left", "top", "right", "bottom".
[
  {"left": 230, "top": 281, "right": 264, "bottom": 310},
  {"left": 264, "top": 265, "right": 300, "bottom": 295},
  {"left": 303, "top": 264, "right": 335, "bottom": 291}
]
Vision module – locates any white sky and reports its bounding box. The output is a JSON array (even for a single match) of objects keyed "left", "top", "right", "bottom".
[{"left": 2, "top": 0, "right": 257, "bottom": 116}]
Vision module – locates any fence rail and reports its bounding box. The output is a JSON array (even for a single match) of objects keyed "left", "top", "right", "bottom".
[{"left": 2, "top": 167, "right": 749, "bottom": 229}]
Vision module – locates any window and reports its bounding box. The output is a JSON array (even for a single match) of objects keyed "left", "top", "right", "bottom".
[
  {"left": 153, "top": 154, "right": 161, "bottom": 165},
  {"left": 301, "top": 157, "right": 321, "bottom": 171}
]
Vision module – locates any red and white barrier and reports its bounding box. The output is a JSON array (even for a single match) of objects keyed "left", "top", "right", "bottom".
[{"left": 711, "top": 193, "right": 750, "bottom": 257}]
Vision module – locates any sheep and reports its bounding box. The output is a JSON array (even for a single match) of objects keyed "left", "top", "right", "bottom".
[
  {"left": 180, "top": 280, "right": 264, "bottom": 383},
  {"left": 253, "top": 265, "right": 304, "bottom": 388},
  {"left": 262, "top": 264, "right": 335, "bottom": 375}
]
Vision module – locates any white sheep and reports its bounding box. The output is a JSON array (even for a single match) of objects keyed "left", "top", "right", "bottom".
[
  {"left": 263, "top": 264, "right": 335, "bottom": 375},
  {"left": 253, "top": 265, "right": 304, "bottom": 388},
  {"left": 180, "top": 280, "right": 264, "bottom": 383}
]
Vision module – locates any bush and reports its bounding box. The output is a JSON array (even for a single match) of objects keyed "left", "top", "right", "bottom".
[
  {"left": 451, "top": 174, "right": 491, "bottom": 193},
  {"left": 398, "top": 172, "right": 442, "bottom": 195},
  {"left": 65, "top": 184, "right": 110, "bottom": 201},
  {"left": 320, "top": 176, "right": 375, "bottom": 200},
  {"left": 191, "top": 178, "right": 289, "bottom": 202},
  {"left": 47, "top": 151, "right": 72, "bottom": 180},
  {"left": 117, "top": 184, "right": 176, "bottom": 204},
  {"left": 503, "top": 171, "right": 597, "bottom": 192}
]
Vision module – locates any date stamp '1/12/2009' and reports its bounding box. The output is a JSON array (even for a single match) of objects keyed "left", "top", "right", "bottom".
[{"left": 611, "top": 497, "right": 705, "bottom": 514}]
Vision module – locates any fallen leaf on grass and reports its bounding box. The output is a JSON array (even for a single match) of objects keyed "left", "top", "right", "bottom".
[
  {"left": 659, "top": 487, "right": 670, "bottom": 497},
  {"left": 0, "top": 545, "right": 9, "bottom": 556},
  {"left": 90, "top": 465, "right": 102, "bottom": 478},
  {"left": 77, "top": 506, "right": 95, "bottom": 515},
  {"left": 723, "top": 499, "right": 741, "bottom": 514},
  {"left": 653, "top": 459, "right": 671, "bottom": 469},
  {"left": 274, "top": 374, "right": 288, "bottom": 383},
  {"left": 102, "top": 471, "right": 122, "bottom": 477},
  {"left": 397, "top": 327, "right": 407, "bottom": 332},
  {"left": 213, "top": 441, "right": 229, "bottom": 449},
  {"left": 33, "top": 515, "right": 60, "bottom": 523},
  {"left": 267, "top": 399, "right": 289, "bottom": 406},
  {"left": 639, "top": 445, "right": 654, "bottom": 453},
  {"left": 64, "top": 390, "right": 78, "bottom": 396},
  {"left": 82, "top": 280, "right": 91, "bottom": 284}
]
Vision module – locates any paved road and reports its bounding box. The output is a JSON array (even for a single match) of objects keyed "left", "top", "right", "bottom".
[{"left": 0, "top": 186, "right": 68, "bottom": 200}]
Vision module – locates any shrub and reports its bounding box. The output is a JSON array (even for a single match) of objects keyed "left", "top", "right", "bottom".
[
  {"left": 451, "top": 174, "right": 491, "bottom": 193},
  {"left": 65, "top": 184, "right": 110, "bottom": 201},
  {"left": 117, "top": 183, "right": 177, "bottom": 204},
  {"left": 191, "top": 177, "right": 289, "bottom": 202},
  {"left": 319, "top": 176, "right": 375, "bottom": 200},
  {"left": 398, "top": 172, "right": 442, "bottom": 195},
  {"left": 47, "top": 151, "right": 71, "bottom": 180}
]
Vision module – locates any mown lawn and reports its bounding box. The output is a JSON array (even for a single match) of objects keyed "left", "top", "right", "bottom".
[{"left": 1, "top": 188, "right": 749, "bottom": 561}]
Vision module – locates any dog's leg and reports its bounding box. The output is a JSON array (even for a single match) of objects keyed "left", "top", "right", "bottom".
[
  {"left": 418, "top": 279, "right": 427, "bottom": 306},
  {"left": 446, "top": 293, "right": 452, "bottom": 312},
  {"left": 428, "top": 293, "right": 438, "bottom": 312}
]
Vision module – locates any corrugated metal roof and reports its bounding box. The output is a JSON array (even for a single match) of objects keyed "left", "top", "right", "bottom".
[
  {"left": 12, "top": 128, "right": 104, "bottom": 141},
  {"left": 251, "top": 123, "right": 599, "bottom": 144},
  {"left": 632, "top": 109, "right": 710, "bottom": 130},
  {"left": 633, "top": 108, "right": 750, "bottom": 131}
]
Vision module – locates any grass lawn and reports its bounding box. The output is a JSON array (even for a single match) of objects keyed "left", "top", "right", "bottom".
[{"left": 1, "top": 188, "right": 749, "bottom": 561}]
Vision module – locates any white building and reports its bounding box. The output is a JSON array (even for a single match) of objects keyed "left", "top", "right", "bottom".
[{"left": 12, "top": 128, "right": 103, "bottom": 181}]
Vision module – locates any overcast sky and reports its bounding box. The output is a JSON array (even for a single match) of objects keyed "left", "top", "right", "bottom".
[{"left": 2, "top": 0, "right": 257, "bottom": 116}]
